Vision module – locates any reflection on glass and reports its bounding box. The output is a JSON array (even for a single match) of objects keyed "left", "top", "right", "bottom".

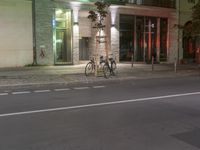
[
  {"left": 56, "top": 30, "right": 67, "bottom": 62},
  {"left": 120, "top": 15, "right": 134, "bottom": 61},
  {"left": 54, "top": 9, "right": 72, "bottom": 64},
  {"left": 145, "top": 17, "right": 157, "bottom": 62},
  {"left": 160, "top": 18, "right": 168, "bottom": 61},
  {"left": 136, "top": 16, "right": 144, "bottom": 61},
  {"left": 120, "top": 15, "right": 168, "bottom": 62}
]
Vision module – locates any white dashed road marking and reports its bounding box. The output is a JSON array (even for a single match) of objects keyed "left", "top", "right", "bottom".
[
  {"left": 34, "top": 90, "right": 51, "bottom": 93},
  {"left": 93, "top": 86, "right": 105, "bottom": 89},
  {"left": 0, "top": 85, "right": 106, "bottom": 96},
  {"left": 73, "top": 87, "right": 90, "bottom": 90},
  {"left": 54, "top": 88, "right": 71, "bottom": 92},
  {"left": 0, "top": 93, "right": 8, "bottom": 96},
  {"left": 12, "top": 91, "right": 31, "bottom": 95}
]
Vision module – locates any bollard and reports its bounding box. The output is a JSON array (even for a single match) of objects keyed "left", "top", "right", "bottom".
[
  {"left": 174, "top": 61, "right": 177, "bottom": 73},
  {"left": 174, "top": 57, "right": 177, "bottom": 73},
  {"left": 152, "top": 56, "right": 154, "bottom": 71},
  {"left": 131, "top": 53, "right": 134, "bottom": 68},
  {"left": 198, "top": 64, "right": 200, "bottom": 76}
]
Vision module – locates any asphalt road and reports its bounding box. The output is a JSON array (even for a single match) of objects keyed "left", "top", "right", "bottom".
[{"left": 0, "top": 76, "right": 200, "bottom": 150}]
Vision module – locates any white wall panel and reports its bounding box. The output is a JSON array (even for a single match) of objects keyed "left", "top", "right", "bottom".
[{"left": 0, "top": 0, "right": 33, "bottom": 67}]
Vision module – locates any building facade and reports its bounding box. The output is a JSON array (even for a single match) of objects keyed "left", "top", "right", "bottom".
[
  {"left": 3, "top": 0, "right": 196, "bottom": 67},
  {"left": 33, "top": 0, "right": 179, "bottom": 66}
]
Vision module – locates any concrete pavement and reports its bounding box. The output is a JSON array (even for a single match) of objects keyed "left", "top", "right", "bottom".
[{"left": 0, "top": 63, "right": 199, "bottom": 87}]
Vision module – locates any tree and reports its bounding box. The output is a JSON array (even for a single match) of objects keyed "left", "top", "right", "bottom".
[
  {"left": 88, "top": 1, "right": 110, "bottom": 30},
  {"left": 88, "top": 1, "right": 110, "bottom": 76},
  {"left": 192, "top": 0, "right": 200, "bottom": 64},
  {"left": 192, "top": 0, "right": 200, "bottom": 36}
]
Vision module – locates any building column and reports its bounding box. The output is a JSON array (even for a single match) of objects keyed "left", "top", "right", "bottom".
[
  {"left": 110, "top": 6, "right": 119, "bottom": 62},
  {"left": 156, "top": 18, "right": 160, "bottom": 62},
  {"left": 72, "top": 7, "right": 80, "bottom": 65}
]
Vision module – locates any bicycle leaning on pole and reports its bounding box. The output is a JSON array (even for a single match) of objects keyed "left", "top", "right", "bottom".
[
  {"left": 85, "top": 55, "right": 117, "bottom": 78},
  {"left": 85, "top": 56, "right": 105, "bottom": 76},
  {"left": 103, "top": 57, "right": 117, "bottom": 78}
]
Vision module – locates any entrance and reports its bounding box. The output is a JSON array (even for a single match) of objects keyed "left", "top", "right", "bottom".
[
  {"left": 54, "top": 9, "right": 72, "bottom": 64},
  {"left": 79, "top": 37, "right": 89, "bottom": 60}
]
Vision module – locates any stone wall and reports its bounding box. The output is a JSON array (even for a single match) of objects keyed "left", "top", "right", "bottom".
[{"left": 34, "top": 0, "right": 54, "bottom": 65}]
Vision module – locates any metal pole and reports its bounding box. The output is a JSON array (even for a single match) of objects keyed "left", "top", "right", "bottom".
[
  {"left": 174, "top": 57, "right": 177, "bottom": 73},
  {"left": 152, "top": 56, "right": 154, "bottom": 71},
  {"left": 131, "top": 53, "right": 134, "bottom": 68},
  {"left": 177, "top": 0, "right": 180, "bottom": 64},
  {"left": 32, "top": 0, "right": 37, "bottom": 65}
]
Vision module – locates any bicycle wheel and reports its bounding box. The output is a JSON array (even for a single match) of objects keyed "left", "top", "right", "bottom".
[
  {"left": 111, "top": 61, "right": 117, "bottom": 75},
  {"left": 103, "top": 64, "right": 110, "bottom": 78},
  {"left": 85, "top": 62, "right": 94, "bottom": 76}
]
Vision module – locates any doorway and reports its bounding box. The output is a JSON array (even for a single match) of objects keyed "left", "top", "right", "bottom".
[
  {"left": 79, "top": 37, "right": 89, "bottom": 60},
  {"left": 54, "top": 9, "right": 72, "bottom": 64}
]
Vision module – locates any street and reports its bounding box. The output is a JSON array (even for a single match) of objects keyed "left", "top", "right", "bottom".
[{"left": 0, "top": 76, "right": 200, "bottom": 150}]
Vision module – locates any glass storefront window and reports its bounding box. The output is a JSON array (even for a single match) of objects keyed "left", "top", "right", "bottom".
[
  {"left": 160, "top": 18, "right": 168, "bottom": 61},
  {"left": 120, "top": 15, "right": 168, "bottom": 62},
  {"left": 84, "top": 0, "right": 176, "bottom": 8},
  {"left": 120, "top": 15, "right": 134, "bottom": 61},
  {"left": 136, "top": 16, "right": 145, "bottom": 61},
  {"left": 53, "top": 9, "right": 72, "bottom": 64}
]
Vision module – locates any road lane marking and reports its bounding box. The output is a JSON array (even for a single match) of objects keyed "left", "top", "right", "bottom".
[
  {"left": 34, "top": 90, "right": 51, "bottom": 93},
  {"left": 54, "top": 88, "right": 71, "bottom": 92},
  {"left": 73, "top": 87, "right": 90, "bottom": 90},
  {"left": 12, "top": 91, "right": 31, "bottom": 95},
  {"left": 93, "top": 86, "right": 105, "bottom": 89},
  {"left": 0, "top": 93, "right": 8, "bottom": 96},
  {"left": 0, "top": 91, "right": 200, "bottom": 118},
  {"left": 0, "top": 85, "right": 106, "bottom": 96}
]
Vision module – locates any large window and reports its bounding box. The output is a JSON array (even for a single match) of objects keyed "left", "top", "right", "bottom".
[
  {"left": 120, "top": 15, "right": 168, "bottom": 62},
  {"left": 141, "top": 0, "right": 176, "bottom": 8},
  {"left": 94, "top": 0, "right": 176, "bottom": 8},
  {"left": 120, "top": 15, "right": 135, "bottom": 61},
  {"left": 53, "top": 9, "right": 72, "bottom": 64},
  {"left": 160, "top": 18, "right": 168, "bottom": 61}
]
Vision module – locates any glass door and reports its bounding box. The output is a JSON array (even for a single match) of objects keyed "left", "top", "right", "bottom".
[
  {"left": 136, "top": 16, "right": 145, "bottom": 61},
  {"left": 54, "top": 9, "right": 72, "bottom": 64},
  {"left": 145, "top": 17, "right": 157, "bottom": 62},
  {"left": 79, "top": 37, "right": 89, "bottom": 60},
  {"left": 120, "top": 15, "right": 134, "bottom": 61}
]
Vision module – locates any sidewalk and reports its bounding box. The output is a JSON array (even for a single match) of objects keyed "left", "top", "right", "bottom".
[{"left": 0, "top": 63, "right": 199, "bottom": 87}]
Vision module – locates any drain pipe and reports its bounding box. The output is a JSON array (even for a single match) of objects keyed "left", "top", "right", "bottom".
[{"left": 32, "top": 0, "right": 37, "bottom": 65}]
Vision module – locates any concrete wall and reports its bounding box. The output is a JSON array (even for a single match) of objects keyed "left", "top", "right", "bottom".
[{"left": 0, "top": 0, "right": 33, "bottom": 67}]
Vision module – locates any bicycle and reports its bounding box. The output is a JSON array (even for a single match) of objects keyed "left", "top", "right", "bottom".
[
  {"left": 85, "top": 56, "right": 105, "bottom": 76},
  {"left": 103, "top": 57, "right": 117, "bottom": 78}
]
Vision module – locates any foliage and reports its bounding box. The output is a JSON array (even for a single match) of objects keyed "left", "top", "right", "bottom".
[
  {"left": 88, "top": 1, "right": 110, "bottom": 29},
  {"left": 192, "top": 0, "right": 200, "bottom": 36}
]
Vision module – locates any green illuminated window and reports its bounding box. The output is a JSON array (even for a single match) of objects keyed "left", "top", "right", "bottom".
[{"left": 54, "top": 9, "right": 72, "bottom": 64}]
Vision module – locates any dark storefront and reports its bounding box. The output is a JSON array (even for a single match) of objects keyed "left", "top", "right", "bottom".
[{"left": 120, "top": 14, "right": 168, "bottom": 62}]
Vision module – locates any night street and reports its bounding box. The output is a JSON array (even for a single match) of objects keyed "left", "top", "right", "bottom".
[{"left": 0, "top": 76, "right": 200, "bottom": 150}]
